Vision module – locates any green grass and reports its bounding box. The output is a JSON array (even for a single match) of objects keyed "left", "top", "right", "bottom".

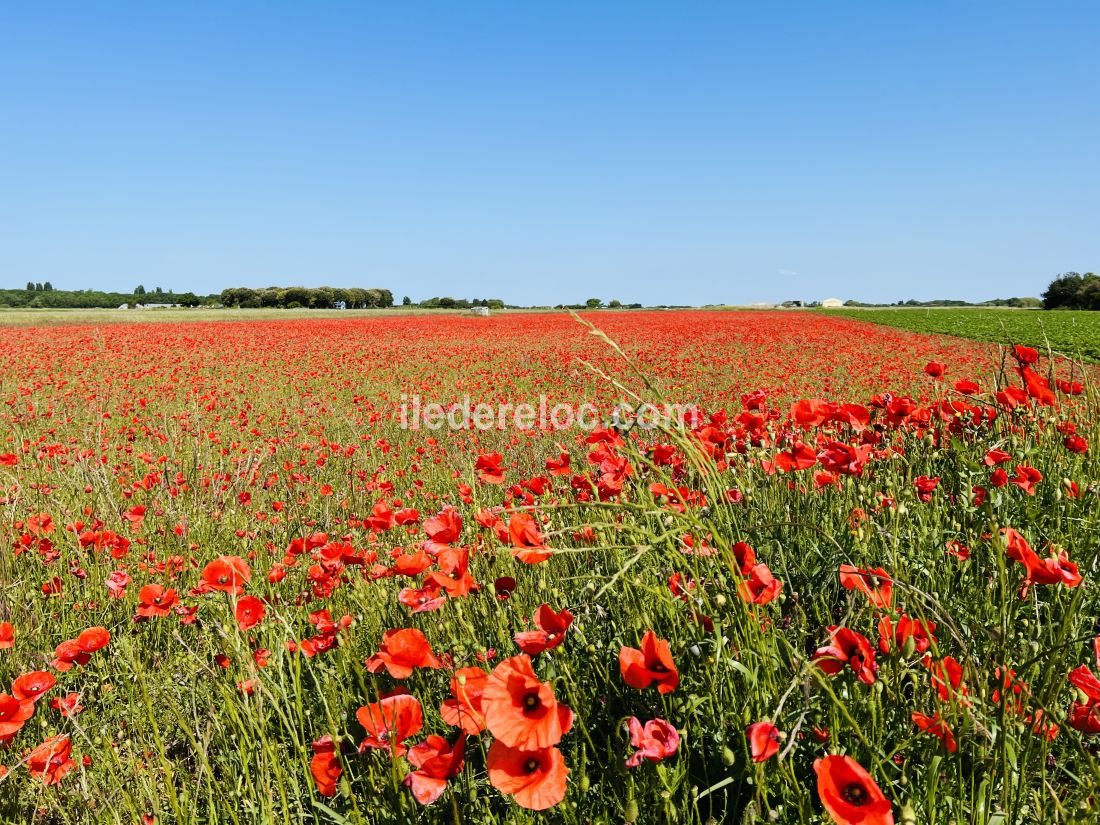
[{"left": 820, "top": 307, "right": 1100, "bottom": 363}]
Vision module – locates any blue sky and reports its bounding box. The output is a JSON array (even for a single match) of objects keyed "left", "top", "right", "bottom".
[{"left": 1, "top": 2, "right": 1097, "bottom": 306}]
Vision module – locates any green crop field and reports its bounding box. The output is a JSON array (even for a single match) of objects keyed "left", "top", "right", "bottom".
[{"left": 822, "top": 307, "right": 1100, "bottom": 363}]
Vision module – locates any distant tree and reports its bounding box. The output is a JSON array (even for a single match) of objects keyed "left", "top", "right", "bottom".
[
  {"left": 176, "top": 292, "right": 202, "bottom": 307},
  {"left": 43, "top": 282, "right": 54, "bottom": 292},
  {"left": 34, "top": 283, "right": 43, "bottom": 292},
  {"left": 258, "top": 288, "right": 284, "bottom": 307},
  {"left": 220, "top": 287, "right": 258, "bottom": 307},
  {"left": 309, "top": 287, "right": 335, "bottom": 308},
  {"left": 134, "top": 285, "right": 146, "bottom": 296},
  {"left": 282, "top": 287, "right": 312, "bottom": 307},
  {"left": 25, "top": 282, "right": 34, "bottom": 291},
  {"left": 402, "top": 295, "right": 412, "bottom": 306},
  {"left": 608, "top": 299, "right": 622, "bottom": 308},
  {"left": 154, "top": 286, "right": 163, "bottom": 294},
  {"left": 1079, "top": 279, "right": 1100, "bottom": 311},
  {"left": 585, "top": 298, "right": 603, "bottom": 308},
  {"left": 1042, "top": 273, "right": 1085, "bottom": 309}
]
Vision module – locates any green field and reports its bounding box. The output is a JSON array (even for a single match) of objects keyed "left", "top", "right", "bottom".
[{"left": 822, "top": 307, "right": 1100, "bottom": 363}]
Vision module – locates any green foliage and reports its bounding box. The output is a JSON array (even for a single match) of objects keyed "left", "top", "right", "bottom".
[
  {"left": 0, "top": 287, "right": 215, "bottom": 309},
  {"left": 419, "top": 296, "right": 505, "bottom": 309},
  {"left": 822, "top": 307, "right": 1100, "bottom": 362},
  {"left": 218, "top": 287, "right": 395, "bottom": 309},
  {"left": 1042, "top": 272, "right": 1099, "bottom": 310}
]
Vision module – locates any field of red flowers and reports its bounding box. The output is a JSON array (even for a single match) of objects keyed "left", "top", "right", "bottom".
[{"left": 0, "top": 310, "right": 1096, "bottom": 824}]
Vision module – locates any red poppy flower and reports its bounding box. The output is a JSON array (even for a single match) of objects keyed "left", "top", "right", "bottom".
[
  {"left": 0, "top": 621, "right": 13, "bottom": 649},
  {"left": 423, "top": 507, "right": 462, "bottom": 551},
  {"left": 619, "top": 630, "right": 679, "bottom": 694},
  {"left": 923, "top": 655, "right": 969, "bottom": 704},
  {"left": 50, "top": 692, "right": 85, "bottom": 718},
  {"left": 0, "top": 693, "right": 34, "bottom": 737},
  {"left": 738, "top": 563, "right": 783, "bottom": 606},
  {"left": 494, "top": 576, "right": 517, "bottom": 599},
  {"left": 310, "top": 735, "right": 342, "bottom": 797},
  {"left": 365, "top": 628, "right": 442, "bottom": 679},
  {"left": 514, "top": 604, "right": 573, "bottom": 655},
  {"left": 12, "top": 671, "right": 56, "bottom": 702},
  {"left": 424, "top": 548, "right": 477, "bottom": 597},
  {"left": 235, "top": 595, "right": 266, "bottom": 630},
  {"left": 1012, "top": 344, "right": 1039, "bottom": 364},
  {"left": 911, "top": 711, "right": 957, "bottom": 753},
  {"left": 1010, "top": 465, "right": 1042, "bottom": 496},
  {"left": 773, "top": 441, "right": 817, "bottom": 472},
  {"left": 730, "top": 541, "right": 756, "bottom": 575},
  {"left": 483, "top": 654, "right": 573, "bottom": 749},
  {"left": 356, "top": 694, "right": 424, "bottom": 756},
  {"left": 392, "top": 549, "right": 432, "bottom": 577},
  {"left": 813, "top": 627, "right": 878, "bottom": 685},
  {"left": 924, "top": 361, "right": 945, "bottom": 378},
  {"left": 914, "top": 475, "right": 940, "bottom": 502},
  {"left": 626, "top": 717, "right": 680, "bottom": 767},
  {"left": 838, "top": 565, "right": 893, "bottom": 610},
  {"left": 1068, "top": 665, "right": 1100, "bottom": 702},
  {"left": 137, "top": 584, "right": 179, "bottom": 618},
  {"left": 487, "top": 741, "right": 568, "bottom": 811},
  {"left": 746, "top": 721, "right": 781, "bottom": 762},
  {"left": 508, "top": 513, "right": 552, "bottom": 564},
  {"left": 440, "top": 667, "right": 489, "bottom": 734},
  {"left": 398, "top": 583, "right": 447, "bottom": 614},
  {"left": 815, "top": 755, "right": 894, "bottom": 825},
  {"left": 475, "top": 452, "right": 506, "bottom": 484},
  {"left": 27, "top": 734, "right": 75, "bottom": 785},
  {"left": 1001, "top": 528, "right": 1081, "bottom": 588},
  {"left": 79, "top": 626, "right": 110, "bottom": 652},
  {"left": 199, "top": 556, "right": 252, "bottom": 596},
  {"left": 404, "top": 733, "right": 466, "bottom": 805},
  {"left": 53, "top": 632, "right": 107, "bottom": 672},
  {"left": 877, "top": 615, "right": 936, "bottom": 655}
]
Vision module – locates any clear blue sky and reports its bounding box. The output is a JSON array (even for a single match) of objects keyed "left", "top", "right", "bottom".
[{"left": 1, "top": 2, "right": 1097, "bottom": 306}]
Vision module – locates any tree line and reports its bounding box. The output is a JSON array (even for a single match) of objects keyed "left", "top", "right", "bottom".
[
  {"left": 0, "top": 286, "right": 207, "bottom": 309},
  {"left": 1042, "top": 272, "right": 1100, "bottom": 310},
  {"left": 219, "top": 286, "right": 394, "bottom": 309}
]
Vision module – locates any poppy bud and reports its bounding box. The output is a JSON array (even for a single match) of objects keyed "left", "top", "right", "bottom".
[
  {"left": 624, "top": 801, "right": 639, "bottom": 823},
  {"left": 721, "top": 746, "right": 736, "bottom": 766}
]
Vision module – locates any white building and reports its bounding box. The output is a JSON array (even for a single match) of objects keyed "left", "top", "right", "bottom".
[{"left": 821, "top": 298, "right": 844, "bottom": 308}]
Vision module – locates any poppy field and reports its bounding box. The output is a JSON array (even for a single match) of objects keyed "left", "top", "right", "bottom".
[{"left": 0, "top": 310, "right": 1097, "bottom": 825}]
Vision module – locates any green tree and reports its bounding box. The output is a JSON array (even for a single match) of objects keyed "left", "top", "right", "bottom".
[
  {"left": 585, "top": 298, "right": 603, "bottom": 309},
  {"left": 402, "top": 296, "right": 412, "bottom": 306},
  {"left": 1079, "top": 279, "right": 1100, "bottom": 311},
  {"left": 282, "top": 287, "right": 311, "bottom": 307},
  {"left": 25, "top": 282, "right": 34, "bottom": 291},
  {"left": 134, "top": 285, "right": 146, "bottom": 296}
]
